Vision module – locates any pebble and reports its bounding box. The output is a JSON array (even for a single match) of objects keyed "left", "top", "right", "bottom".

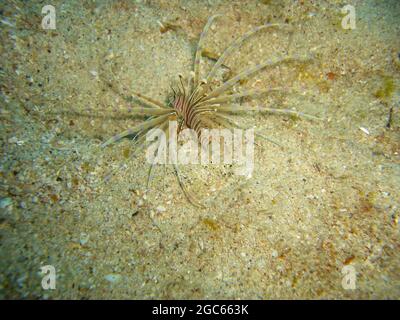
[
  {"left": 156, "top": 205, "right": 166, "bottom": 213},
  {"left": 104, "top": 274, "right": 122, "bottom": 283},
  {"left": 271, "top": 250, "right": 278, "bottom": 258},
  {"left": 0, "top": 197, "right": 12, "bottom": 209},
  {"left": 8, "top": 137, "right": 18, "bottom": 144},
  {"left": 360, "top": 127, "right": 370, "bottom": 135},
  {"left": 79, "top": 233, "right": 90, "bottom": 245}
]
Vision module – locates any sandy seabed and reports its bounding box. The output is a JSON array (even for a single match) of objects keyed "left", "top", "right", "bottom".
[{"left": 0, "top": 0, "right": 399, "bottom": 299}]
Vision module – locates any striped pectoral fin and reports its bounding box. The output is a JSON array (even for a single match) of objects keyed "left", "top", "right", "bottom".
[
  {"left": 197, "top": 87, "right": 285, "bottom": 107},
  {"left": 204, "top": 54, "right": 313, "bottom": 101},
  {"left": 101, "top": 113, "right": 173, "bottom": 148},
  {"left": 206, "top": 104, "right": 261, "bottom": 113},
  {"left": 172, "top": 163, "right": 206, "bottom": 209},
  {"left": 210, "top": 104, "right": 322, "bottom": 121},
  {"left": 206, "top": 112, "right": 242, "bottom": 129},
  {"left": 130, "top": 89, "right": 171, "bottom": 109},
  {"left": 193, "top": 14, "right": 222, "bottom": 87},
  {"left": 260, "top": 107, "right": 322, "bottom": 121},
  {"left": 210, "top": 112, "right": 281, "bottom": 147},
  {"left": 145, "top": 121, "right": 169, "bottom": 188},
  {"left": 128, "top": 107, "right": 173, "bottom": 116},
  {"left": 253, "top": 132, "right": 282, "bottom": 147},
  {"left": 100, "top": 74, "right": 168, "bottom": 110},
  {"left": 101, "top": 128, "right": 137, "bottom": 148},
  {"left": 100, "top": 120, "right": 169, "bottom": 186},
  {"left": 205, "top": 23, "right": 289, "bottom": 84},
  {"left": 162, "top": 123, "right": 206, "bottom": 208}
]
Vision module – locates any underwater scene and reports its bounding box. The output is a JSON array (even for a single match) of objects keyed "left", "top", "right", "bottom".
[{"left": 0, "top": 0, "right": 399, "bottom": 299}]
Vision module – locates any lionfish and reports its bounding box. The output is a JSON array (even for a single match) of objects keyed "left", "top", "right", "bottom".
[{"left": 101, "top": 14, "right": 319, "bottom": 207}]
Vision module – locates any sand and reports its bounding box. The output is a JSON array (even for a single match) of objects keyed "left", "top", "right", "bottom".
[{"left": 0, "top": 0, "right": 399, "bottom": 299}]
